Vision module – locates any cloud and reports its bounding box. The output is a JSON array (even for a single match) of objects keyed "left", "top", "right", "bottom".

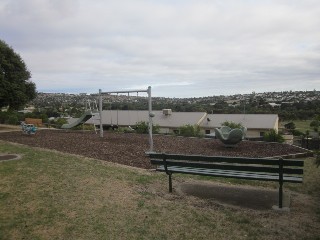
[{"left": 1, "top": 0, "right": 320, "bottom": 97}]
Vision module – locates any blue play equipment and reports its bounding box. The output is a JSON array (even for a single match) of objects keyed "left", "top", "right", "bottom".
[{"left": 21, "top": 122, "right": 37, "bottom": 135}]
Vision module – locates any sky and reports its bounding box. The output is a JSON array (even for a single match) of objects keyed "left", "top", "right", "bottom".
[{"left": 1, "top": 0, "right": 320, "bottom": 98}]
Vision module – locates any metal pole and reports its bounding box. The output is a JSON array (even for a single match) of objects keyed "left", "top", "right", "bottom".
[
  {"left": 99, "top": 87, "right": 153, "bottom": 150},
  {"left": 99, "top": 89, "right": 103, "bottom": 138},
  {"left": 147, "top": 86, "right": 153, "bottom": 152},
  {"left": 100, "top": 89, "right": 148, "bottom": 94}
]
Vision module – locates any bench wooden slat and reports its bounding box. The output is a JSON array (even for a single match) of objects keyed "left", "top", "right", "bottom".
[
  {"left": 150, "top": 159, "right": 303, "bottom": 175},
  {"left": 156, "top": 166, "right": 303, "bottom": 183},
  {"left": 147, "top": 152, "right": 304, "bottom": 167}
]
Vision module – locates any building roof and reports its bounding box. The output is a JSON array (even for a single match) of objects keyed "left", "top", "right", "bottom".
[
  {"left": 153, "top": 111, "right": 207, "bottom": 128},
  {"left": 85, "top": 111, "right": 278, "bottom": 130},
  {"left": 200, "top": 114, "right": 278, "bottom": 129},
  {"left": 87, "top": 110, "right": 207, "bottom": 128}
]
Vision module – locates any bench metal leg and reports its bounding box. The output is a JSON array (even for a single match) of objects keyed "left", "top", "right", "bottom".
[
  {"left": 168, "top": 174, "right": 172, "bottom": 193},
  {"left": 279, "top": 183, "right": 283, "bottom": 208},
  {"left": 279, "top": 157, "right": 283, "bottom": 208}
]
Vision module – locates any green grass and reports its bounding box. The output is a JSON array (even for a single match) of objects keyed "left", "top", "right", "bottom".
[
  {"left": 1, "top": 141, "right": 320, "bottom": 240},
  {"left": 291, "top": 120, "right": 313, "bottom": 132}
]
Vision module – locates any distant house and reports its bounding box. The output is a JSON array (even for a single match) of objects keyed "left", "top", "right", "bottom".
[
  {"left": 268, "top": 103, "right": 281, "bottom": 108},
  {"left": 85, "top": 110, "right": 278, "bottom": 137},
  {"left": 200, "top": 114, "right": 279, "bottom": 138}
]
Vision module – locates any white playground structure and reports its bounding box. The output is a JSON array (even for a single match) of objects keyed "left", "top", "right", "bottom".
[{"left": 98, "top": 86, "right": 154, "bottom": 152}]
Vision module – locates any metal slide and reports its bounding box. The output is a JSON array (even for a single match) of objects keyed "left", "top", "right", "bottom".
[{"left": 61, "top": 110, "right": 93, "bottom": 129}]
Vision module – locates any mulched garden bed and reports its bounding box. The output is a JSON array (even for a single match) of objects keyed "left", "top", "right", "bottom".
[{"left": 0, "top": 129, "right": 310, "bottom": 169}]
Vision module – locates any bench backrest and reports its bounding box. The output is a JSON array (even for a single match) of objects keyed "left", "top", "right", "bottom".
[{"left": 147, "top": 152, "right": 304, "bottom": 182}]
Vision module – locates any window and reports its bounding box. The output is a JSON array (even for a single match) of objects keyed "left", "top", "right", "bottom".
[{"left": 205, "top": 130, "right": 211, "bottom": 134}]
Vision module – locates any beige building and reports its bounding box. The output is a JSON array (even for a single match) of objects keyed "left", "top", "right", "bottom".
[
  {"left": 87, "top": 109, "right": 207, "bottom": 134},
  {"left": 85, "top": 110, "right": 278, "bottom": 138},
  {"left": 200, "top": 114, "right": 279, "bottom": 138}
]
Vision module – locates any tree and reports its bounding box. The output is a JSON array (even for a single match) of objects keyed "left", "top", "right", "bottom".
[
  {"left": 284, "top": 122, "right": 296, "bottom": 130},
  {"left": 0, "top": 39, "right": 36, "bottom": 110}
]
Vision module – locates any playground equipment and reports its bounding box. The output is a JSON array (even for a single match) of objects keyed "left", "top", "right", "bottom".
[
  {"left": 214, "top": 126, "right": 246, "bottom": 147},
  {"left": 98, "top": 86, "right": 154, "bottom": 151},
  {"left": 61, "top": 100, "right": 98, "bottom": 132},
  {"left": 21, "top": 122, "right": 37, "bottom": 135},
  {"left": 60, "top": 110, "right": 94, "bottom": 129}
]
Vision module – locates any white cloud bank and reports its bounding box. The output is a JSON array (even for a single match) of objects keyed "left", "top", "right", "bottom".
[{"left": 1, "top": 0, "right": 320, "bottom": 97}]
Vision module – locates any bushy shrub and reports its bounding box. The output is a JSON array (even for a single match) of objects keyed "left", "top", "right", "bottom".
[
  {"left": 115, "top": 127, "right": 134, "bottom": 133},
  {"left": 221, "top": 121, "right": 243, "bottom": 129},
  {"left": 263, "top": 129, "right": 285, "bottom": 143},
  {"left": 71, "top": 124, "right": 95, "bottom": 131},
  {"left": 284, "top": 122, "right": 296, "bottom": 130},
  {"left": 291, "top": 129, "right": 304, "bottom": 136},
  {"left": 135, "top": 121, "right": 160, "bottom": 134},
  {"left": 53, "top": 118, "right": 68, "bottom": 128},
  {"left": 310, "top": 120, "right": 320, "bottom": 128},
  {"left": 178, "top": 124, "right": 202, "bottom": 137},
  {"left": 135, "top": 121, "right": 148, "bottom": 134},
  {"left": 7, "top": 114, "right": 19, "bottom": 125},
  {"left": 0, "top": 111, "right": 20, "bottom": 124},
  {"left": 310, "top": 120, "right": 320, "bottom": 132}
]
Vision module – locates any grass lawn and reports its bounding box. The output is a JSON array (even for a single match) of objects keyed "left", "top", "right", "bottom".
[
  {"left": 1, "top": 141, "right": 320, "bottom": 240},
  {"left": 281, "top": 120, "right": 314, "bottom": 133}
]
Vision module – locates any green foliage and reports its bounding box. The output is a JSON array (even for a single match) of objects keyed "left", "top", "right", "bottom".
[
  {"left": 135, "top": 121, "right": 160, "bottom": 134},
  {"left": 152, "top": 124, "right": 160, "bottom": 134},
  {"left": 71, "top": 124, "right": 95, "bottom": 131},
  {"left": 263, "top": 129, "right": 285, "bottom": 143},
  {"left": 310, "top": 120, "right": 319, "bottom": 128},
  {"left": 314, "top": 151, "right": 320, "bottom": 168},
  {"left": 310, "top": 120, "right": 320, "bottom": 132},
  {"left": 291, "top": 129, "right": 304, "bottom": 136},
  {"left": 7, "top": 114, "right": 18, "bottom": 125},
  {"left": 0, "top": 39, "right": 36, "bottom": 110},
  {"left": 221, "top": 121, "right": 243, "bottom": 129},
  {"left": 135, "top": 121, "right": 148, "bottom": 134},
  {"left": 284, "top": 122, "right": 296, "bottom": 130},
  {"left": 0, "top": 111, "right": 20, "bottom": 124},
  {"left": 52, "top": 118, "right": 68, "bottom": 128},
  {"left": 314, "top": 115, "right": 320, "bottom": 121},
  {"left": 178, "top": 124, "right": 202, "bottom": 137}
]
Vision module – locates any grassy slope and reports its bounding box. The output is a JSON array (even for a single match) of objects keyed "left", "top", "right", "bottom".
[
  {"left": 0, "top": 141, "right": 320, "bottom": 240},
  {"left": 281, "top": 120, "right": 313, "bottom": 133}
]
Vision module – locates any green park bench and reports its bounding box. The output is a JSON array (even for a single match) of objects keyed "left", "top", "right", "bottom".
[{"left": 147, "top": 152, "right": 304, "bottom": 209}]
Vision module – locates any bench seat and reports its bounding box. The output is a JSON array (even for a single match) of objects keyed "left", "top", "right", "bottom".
[
  {"left": 147, "top": 152, "right": 304, "bottom": 209},
  {"left": 156, "top": 165, "right": 303, "bottom": 183}
]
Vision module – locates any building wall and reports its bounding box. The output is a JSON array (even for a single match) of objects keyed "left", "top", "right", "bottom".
[
  {"left": 158, "top": 127, "right": 174, "bottom": 134},
  {"left": 201, "top": 128, "right": 273, "bottom": 138}
]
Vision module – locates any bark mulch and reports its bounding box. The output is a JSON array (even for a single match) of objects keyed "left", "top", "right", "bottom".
[{"left": 0, "top": 129, "right": 309, "bottom": 169}]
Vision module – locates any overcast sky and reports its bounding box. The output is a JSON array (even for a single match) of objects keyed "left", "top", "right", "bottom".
[{"left": 1, "top": 0, "right": 319, "bottom": 97}]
